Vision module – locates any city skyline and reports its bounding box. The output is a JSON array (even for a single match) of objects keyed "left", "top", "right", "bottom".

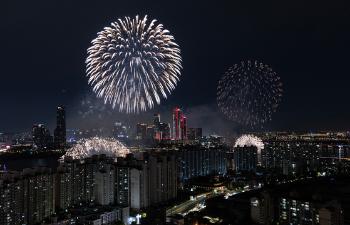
[{"left": 1, "top": 0, "right": 350, "bottom": 132}]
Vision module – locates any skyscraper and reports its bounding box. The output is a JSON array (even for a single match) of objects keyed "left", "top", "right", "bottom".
[
  {"left": 172, "top": 107, "right": 187, "bottom": 140},
  {"left": 158, "top": 123, "right": 171, "bottom": 140},
  {"left": 152, "top": 113, "right": 171, "bottom": 141},
  {"left": 173, "top": 107, "right": 182, "bottom": 140},
  {"left": 181, "top": 116, "right": 187, "bottom": 140},
  {"left": 54, "top": 106, "right": 66, "bottom": 148}
]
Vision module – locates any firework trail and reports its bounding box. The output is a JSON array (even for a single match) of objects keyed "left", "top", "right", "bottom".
[
  {"left": 217, "top": 60, "right": 283, "bottom": 128},
  {"left": 63, "top": 137, "right": 130, "bottom": 160},
  {"left": 86, "top": 15, "right": 182, "bottom": 113}
]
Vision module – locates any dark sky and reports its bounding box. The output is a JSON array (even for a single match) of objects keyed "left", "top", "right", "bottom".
[{"left": 1, "top": 0, "right": 350, "bottom": 133}]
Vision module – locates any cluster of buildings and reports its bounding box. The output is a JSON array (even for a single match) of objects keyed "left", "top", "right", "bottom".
[
  {"left": 5, "top": 107, "right": 350, "bottom": 225},
  {"left": 65, "top": 107, "right": 201, "bottom": 145},
  {"left": 32, "top": 106, "right": 66, "bottom": 150},
  {"left": 250, "top": 180, "right": 348, "bottom": 225},
  {"left": 0, "top": 138, "right": 229, "bottom": 225},
  {"left": 136, "top": 107, "right": 202, "bottom": 143},
  {"left": 0, "top": 167, "right": 55, "bottom": 225},
  {"left": 231, "top": 134, "right": 350, "bottom": 177},
  {"left": 261, "top": 139, "right": 350, "bottom": 176},
  {"left": 0, "top": 151, "right": 177, "bottom": 225},
  {"left": 178, "top": 144, "right": 227, "bottom": 181},
  {"left": 135, "top": 113, "right": 171, "bottom": 142}
]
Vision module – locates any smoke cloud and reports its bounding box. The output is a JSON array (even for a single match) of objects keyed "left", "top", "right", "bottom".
[{"left": 67, "top": 92, "right": 240, "bottom": 139}]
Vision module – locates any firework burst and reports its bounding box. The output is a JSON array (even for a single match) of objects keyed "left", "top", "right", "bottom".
[
  {"left": 63, "top": 137, "right": 130, "bottom": 160},
  {"left": 217, "top": 60, "right": 283, "bottom": 128},
  {"left": 234, "top": 134, "right": 264, "bottom": 151},
  {"left": 86, "top": 15, "right": 182, "bottom": 113}
]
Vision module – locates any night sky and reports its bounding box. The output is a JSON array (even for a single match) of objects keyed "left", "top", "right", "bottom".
[{"left": 1, "top": 0, "right": 350, "bottom": 133}]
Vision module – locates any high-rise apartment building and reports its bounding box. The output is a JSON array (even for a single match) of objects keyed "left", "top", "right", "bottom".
[
  {"left": 130, "top": 165, "right": 149, "bottom": 209},
  {"left": 113, "top": 122, "right": 128, "bottom": 141},
  {"left": 0, "top": 168, "right": 54, "bottom": 225},
  {"left": 95, "top": 165, "right": 115, "bottom": 205},
  {"left": 115, "top": 166, "right": 130, "bottom": 206},
  {"left": 147, "top": 152, "right": 177, "bottom": 205},
  {"left": 178, "top": 145, "right": 227, "bottom": 181},
  {"left": 234, "top": 146, "right": 258, "bottom": 172}
]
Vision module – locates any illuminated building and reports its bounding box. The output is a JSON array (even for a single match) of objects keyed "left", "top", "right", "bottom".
[
  {"left": 250, "top": 192, "right": 274, "bottom": 225},
  {"left": 0, "top": 172, "right": 24, "bottom": 225},
  {"left": 172, "top": 107, "right": 187, "bottom": 140},
  {"left": 56, "top": 155, "right": 117, "bottom": 207},
  {"left": 115, "top": 151, "right": 177, "bottom": 208},
  {"left": 250, "top": 188, "right": 345, "bottom": 225},
  {"left": 115, "top": 159, "right": 150, "bottom": 209},
  {"left": 0, "top": 168, "right": 55, "bottom": 225},
  {"left": 279, "top": 197, "right": 315, "bottom": 225},
  {"left": 178, "top": 145, "right": 227, "bottom": 181},
  {"left": 23, "top": 168, "right": 55, "bottom": 224},
  {"left": 55, "top": 166, "right": 73, "bottom": 210},
  {"left": 233, "top": 146, "right": 258, "bottom": 172},
  {"left": 181, "top": 116, "right": 187, "bottom": 140},
  {"left": 157, "top": 122, "right": 171, "bottom": 140},
  {"left": 115, "top": 166, "right": 130, "bottom": 206},
  {"left": 95, "top": 165, "right": 115, "bottom": 205},
  {"left": 173, "top": 107, "right": 182, "bottom": 140},
  {"left": 54, "top": 106, "right": 66, "bottom": 148},
  {"left": 153, "top": 113, "right": 171, "bottom": 141}
]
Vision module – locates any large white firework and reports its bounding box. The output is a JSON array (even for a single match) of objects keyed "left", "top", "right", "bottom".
[
  {"left": 217, "top": 60, "right": 283, "bottom": 128},
  {"left": 234, "top": 134, "right": 264, "bottom": 151},
  {"left": 234, "top": 134, "right": 264, "bottom": 164},
  {"left": 86, "top": 15, "right": 182, "bottom": 113},
  {"left": 63, "top": 137, "right": 130, "bottom": 160}
]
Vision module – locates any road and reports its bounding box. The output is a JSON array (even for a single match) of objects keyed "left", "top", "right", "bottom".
[
  {"left": 166, "top": 188, "right": 252, "bottom": 217},
  {"left": 166, "top": 192, "right": 211, "bottom": 216}
]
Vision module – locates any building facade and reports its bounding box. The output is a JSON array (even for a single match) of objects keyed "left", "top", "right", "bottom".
[{"left": 54, "top": 106, "right": 66, "bottom": 148}]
